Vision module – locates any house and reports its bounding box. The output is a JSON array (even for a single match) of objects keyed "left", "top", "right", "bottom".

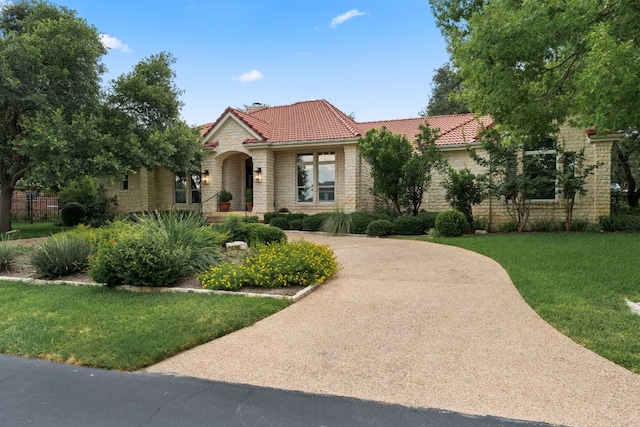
[{"left": 104, "top": 99, "right": 617, "bottom": 229}]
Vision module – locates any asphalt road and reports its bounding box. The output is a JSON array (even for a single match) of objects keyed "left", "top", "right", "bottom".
[{"left": 0, "top": 355, "right": 557, "bottom": 427}]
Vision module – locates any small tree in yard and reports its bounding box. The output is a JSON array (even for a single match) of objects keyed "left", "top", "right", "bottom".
[
  {"left": 557, "top": 148, "right": 601, "bottom": 232},
  {"left": 442, "top": 167, "right": 485, "bottom": 232},
  {"left": 358, "top": 123, "right": 446, "bottom": 216},
  {"left": 469, "top": 128, "right": 552, "bottom": 232}
]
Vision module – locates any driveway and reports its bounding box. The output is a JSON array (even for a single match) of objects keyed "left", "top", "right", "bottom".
[{"left": 148, "top": 232, "right": 640, "bottom": 427}]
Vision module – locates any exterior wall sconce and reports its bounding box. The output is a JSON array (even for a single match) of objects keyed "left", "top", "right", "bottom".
[
  {"left": 201, "top": 170, "right": 210, "bottom": 185},
  {"left": 253, "top": 167, "right": 263, "bottom": 183}
]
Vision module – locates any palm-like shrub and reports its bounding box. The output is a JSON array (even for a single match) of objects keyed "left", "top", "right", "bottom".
[
  {"left": 0, "top": 238, "right": 23, "bottom": 271},
  {"left": 30, "top": 233, "right": 91, "bottom": 278}
]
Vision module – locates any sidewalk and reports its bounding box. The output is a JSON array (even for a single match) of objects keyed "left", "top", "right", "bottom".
[{"left": 148, "top": 232, "right": 640, "bottom": 427}]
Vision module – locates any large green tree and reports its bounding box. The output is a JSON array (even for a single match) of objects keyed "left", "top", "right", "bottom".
[
  {"left": 430, "top": 0, "right": 640, "bottom": 202},
  {"left": 0, "top": 1, "right": 201, "bottom": 232},
  {"left": 420, "top": 63, "right": 469, "bottom": 116}
]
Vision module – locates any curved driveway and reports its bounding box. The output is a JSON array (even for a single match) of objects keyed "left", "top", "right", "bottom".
[{"left": 148, "top": 233, "right": 640, "bottom": 427}]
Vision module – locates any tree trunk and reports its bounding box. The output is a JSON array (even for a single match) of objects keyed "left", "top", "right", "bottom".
[{"left": 0, "top": 183, "right": 14, "bottom": 233}]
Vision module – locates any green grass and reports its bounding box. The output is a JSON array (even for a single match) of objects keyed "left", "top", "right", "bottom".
[
  {"left": 0, "top": 281, "right": 290, "bottom": 370},
  {"left": 428, "top": 233, "right": 640, "bottom": 373},
  {"left": 3, "top": 222, "right": 68, "bottom": 239}
]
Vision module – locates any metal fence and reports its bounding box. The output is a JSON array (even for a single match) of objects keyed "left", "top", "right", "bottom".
[{"left": 10, "top": 191, "right": 60, "bottom": 223}]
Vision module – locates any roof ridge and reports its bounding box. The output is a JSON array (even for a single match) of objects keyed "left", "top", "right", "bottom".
[
  {"left": 439, "top": 115, "right": 477, "bottom": 136},
  {"left": 232, "top": 108, "right": 270, "bottom": 140},
  {"left": 320, "top": 99, "right": 361, "bottom": 137}
]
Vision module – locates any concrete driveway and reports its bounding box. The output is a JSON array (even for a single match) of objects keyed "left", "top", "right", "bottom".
[{"left": 148, "top": 233, "right": 640, "bottom": 427}]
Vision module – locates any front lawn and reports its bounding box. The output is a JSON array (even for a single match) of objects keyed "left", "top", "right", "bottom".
[
  {"left": 3, "top": 222, "right": 68, "bottom": 239},
  {"left": 431, "top": 233, "right": 640, "bottom": 373},
  {"left": 0, "top": 281, "right": 290, "bottom": 370}
]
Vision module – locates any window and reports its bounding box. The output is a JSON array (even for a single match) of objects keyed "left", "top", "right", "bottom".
[
  {"left": 297, "top": 152, "right": 335, "bottom": 203},
  {"left": 524, "top": 138, "right": 557, "bottom": 200},
  {"left": 175, "top": 172, "right": 201, "bottom": 204},
  {"left": 562, "top": 152, "right": 577, "bottom": 200},
  {"left": 122, "top": 174, "right": 129, "bottom": 190}
]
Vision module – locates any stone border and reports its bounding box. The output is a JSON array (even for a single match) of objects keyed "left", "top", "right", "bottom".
[{"left": 0, "top": 276, "right": 322, "bottom": 302}]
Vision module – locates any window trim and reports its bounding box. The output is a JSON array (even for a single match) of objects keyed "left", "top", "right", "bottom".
[
  {"left": 523, "top": 148, "right": 558, "bottom": 201},
  {"left": 296, "top": 151, "right": 336, "bottom": 204},
  {"left": 174, "top": 171, "right": 202, "bottom": 205}
]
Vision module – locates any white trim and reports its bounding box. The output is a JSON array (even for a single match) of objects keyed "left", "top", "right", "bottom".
[{"left": 201, "top": 112, "right": 263, "bottom": 144}]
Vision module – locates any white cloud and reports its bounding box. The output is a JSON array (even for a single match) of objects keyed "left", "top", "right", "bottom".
[
  {"left": 234, "top": 70, "right": 263, "bottom": 83},
  {"left": 99, "top": 34, "right": 131, "bottom": 53},
  {"left": 330, "top": 9, "right": 366, "bottom": 28}
]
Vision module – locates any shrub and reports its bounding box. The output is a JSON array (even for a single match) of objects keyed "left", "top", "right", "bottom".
[
  {"left": 393, "top": 215, "right": 426, "bottom": 235},
  {"left": 216, "top": 216, "right": 250, "bottom": 242},
  {"left": 269, "top": 217, "right": 290, "bottom": 230},
  {"left": 197, "top": 263, "right": 244, "bottom": 291},
  {"left": 600, "top": 213, "right": 640, "bottom": 232},
  {"left": 498, "top": 220, "right": 519, "bottom": 232},
  {"left": 200, "top": 239, "right": 338, "bottom": 290},
  {"left": 531, "top": 218, "right": 562, "bottom": 232},
  {"left": 473, "top": 216, "right": 489, "bottom": 232},
  {"left": 569, "top": 218, "right": 589, "bottom": 232},
  {"left": 30, "top": 233, "right": 91, "bottom": 278},
  {"left": 242, "top": 223, "right": 287, "bottom": 245},
  {"left": 435, "top": 210, "right": 468, "bottom": 237},
  {"left": 289, "top": 218, "right": 304, "bottom": 230},
  {"left": 241, "top": 215, "right": 260, "bottom": 224},
  {"left": 350, "top": 211, "right": 377, "bottom": 234},
  {"left": 302, "top": 213, "right": 330, "bottom": 231},
  {"left": 321, "top": 211, "right": 352, "bottom": 235},
  {"left": 90, "top": 229, "right": 182, "bottom": 287},
  {"left": 366, "top": 219, "right": 394, "bottom": 237},
  {"left": 417, "top": 211, "right": 439, "bottom": 231},
  {"left": 58, "top": 176, "right": 111, "bottom": 223},
  {"left": 0, "top": 238, "right": 23, "bottom": 271},
  {"left": 61, "top": 202, "right": 87, "bottom": 227},
  {"left": 89, "top": 212, "right": 223, "bottom": 287},
  {"left": 263, "top": 211, "right": 281, "bottom": 224}
]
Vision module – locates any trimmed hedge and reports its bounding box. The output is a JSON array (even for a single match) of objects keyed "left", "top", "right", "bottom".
[
  {"left": 269, "top": 217, "right": 290, "bottom": 230},
  {"left": 60, "top": 202, "right": 86, "bottom": 227},
  {"left": 435, "top": 210, "right": 468, "bottom": 237},
  {"left": 393, "top": 215, "right": 426, "bottom": 235},
  {"left": 366, "top": 219, "right": 394, "bottom": 237},
  {"left": 243, "top": 223, "right": 287, "bottom": 245},
  {"left": 350, "top": 211, "right": 378, "bottom": 234},
  {"left": 302, "top": 213, "right": 330, "bottom": 231}
]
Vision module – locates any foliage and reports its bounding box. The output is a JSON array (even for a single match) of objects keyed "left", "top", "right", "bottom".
[
  {"left": 612, "top": 131, "right": 640, "bottom": 207},
  {"left": 358, "top": 123, "right": 446, "bottom": 216},
  {"left": 219, "top": 189, "right": 233, "bottom": 202},
  {"left": 242, "top": 223, "right": 287, "bottom": 245},
  {"left": 288, "top": 218, "right": 304, "bottom": 230},
  {"left": 442, "top": 167, "right": 485, "bottom": 232},
  {"left": 269, "top": 217, "right": 290, "bottom": 230},
  {"left": 60, "top": 202, "right": 87, "bottom": 227},
  {"left": 200, "top": 239, "right": 338, "bottom": 290},
  {"left": 437, "top": 233, "right": 640, "bottom": 373},
  {"left": 215, "top": 216, "right": 249, "bottom": 243},
  {"left": 420, "top": 62, "right": 469, "bottom": 116},
  {"left": 556, "top": 148, "right": 601, "bottom": 231},
  {"left": 0, "top": 1, "right": 201, "bottom": 233},
  {"left": 498, "top": 221, "right": 518, "bottom": 233},
  {"left": 58, "top": 176, "right": 111, "bottom": 223},
  {"left": 349, "top": 211, "right": 378, "bottom": 234},
  {"left": 0, "top": 280, "right": 289, "bottom": 370},
  {"left": 2, "top": 222, "right": 67, "bottom": 240},
  {"left": 530, "top": 219, "right": 563, "bottom": 233},
  {"left": 30, "top": 232, "right": 91, "bottom": 278},
  {"left": 321, "top": 211, "right": 353, "bottom": 235},
  {"left": 473, "top": 216, "right": 489, "bottom": 232},
  {"left": 392, "top": 215, "right": 426, "bottom": 235},
  {"left": 0, "top": 238, "right": 23, "bottom": 271},
  {"left": 89, "top": 212, "right": 222, "bottom": 286},
  {"left": 435, "top": 210, "right": 468, "bottom": 237},
  {"left": 302, "top": 213, "right": 330, "bottom": 231},
  {"left": 469, "top": 128, "right": 557, "bottom": 232},
  {"left": 417, "top": 211, "right": 439, "bottom": 231},
  {"left": 366, "top": 219, "right": 394, "bottom": 237},
  {"left": 244, "top": 188, "right": 253, "bottom": 202},
  {"left": 0, "top": 0, "right": 106, "bottom": 233},
  {"left": 600, "top": 210, "right": 640, "bottom": 232}
]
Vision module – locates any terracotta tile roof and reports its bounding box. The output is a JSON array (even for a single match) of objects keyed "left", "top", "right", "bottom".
[
  {"left": 359, "top": 114, "right": 493, "bottom": 146},
  {"left": 202, "top": 100, "right": 492, "bottom": 147}
]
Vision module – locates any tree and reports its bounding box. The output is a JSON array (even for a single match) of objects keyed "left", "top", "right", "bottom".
[
  {"left": 442, "top": 167, "right": 485, "bottom": 232},
  {"left": 557, "top": 148, "right": 601, "bottom": 231},
  {"left": 468, "top": 127, "right": 554, "bottom": 232},
  {"left": 612, "top": 131, "right": 640, "bottom": 207},
  {"left": 358, "top": 124, "right": 445, "bottom": 216},
  {"left": 430, "top": 0, "right": 640, "bottom": 203},
  {"left": 0, "top": 1, "right": 201, "bottom": 232},
  {"left": 0, "top": 0, "right": 105, "bottom": 232},
  {"left": 420, "top": 63, "right": 469, "bottom": 116}
]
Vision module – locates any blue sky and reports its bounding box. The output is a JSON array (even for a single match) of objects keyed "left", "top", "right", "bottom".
[{"left": 46, "top": 0, "right": 450, "bottom": 126}]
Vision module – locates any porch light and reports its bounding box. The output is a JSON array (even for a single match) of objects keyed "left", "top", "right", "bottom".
[
  {"left": 201, "top": 170, "right": 210, "bottom": 185},
  {"left": 253, "top": 167, "right": 263, "bottom": 183}
]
